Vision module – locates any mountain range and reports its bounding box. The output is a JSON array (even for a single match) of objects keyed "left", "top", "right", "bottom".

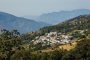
[
  {"left": 0, "top": 9, "right": 90, "bottom": 34},
  {"left": 0, "top": 12, "right": 52, "bottom": 34},
  {"left": 23, "top": 9, "right": 90, "bottom": 25}
]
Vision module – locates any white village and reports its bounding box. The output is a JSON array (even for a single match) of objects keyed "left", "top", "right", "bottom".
[
  {"left": 31, "top": 29, "right": 88, "bottom": 47},
  {"left": 31, "top": 31, "right": 73, "bottom": 46}
]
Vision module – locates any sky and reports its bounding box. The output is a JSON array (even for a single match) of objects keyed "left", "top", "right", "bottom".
[{"left": 0, "top": 0, "right": 90, "bottom": 17}]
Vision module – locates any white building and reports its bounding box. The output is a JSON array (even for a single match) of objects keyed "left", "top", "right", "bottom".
[{"left": 48, "top": 32, "right": 57, "bottom": 36}]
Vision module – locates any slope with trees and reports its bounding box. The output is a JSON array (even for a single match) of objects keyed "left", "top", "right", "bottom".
[
  {"left": 11, "top": 38, "right": 90, "bottom": 60},
  {"left": 20, "top": 14, "right": 90, "bottom": 45}
]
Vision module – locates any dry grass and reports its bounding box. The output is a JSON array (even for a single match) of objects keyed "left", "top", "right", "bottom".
[
  {"left": 22, "top": 43, "right": 30, "bottom": 50},
  {"left": 40, "top": 49, "right": 53, "bottom": 52},
  {"left": 73, "top": 30, "right": 82, "bottom": 32},
  {"left": 39, "top": 41, "right": 77, "bottom": 52},
  {"left": 59, "top": 42, "right": 77, "bottom": 51}
]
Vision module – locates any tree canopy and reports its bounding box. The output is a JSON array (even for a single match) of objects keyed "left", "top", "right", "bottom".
[{"left": 0, "top": 29, "right": 20, "bottom": 60}]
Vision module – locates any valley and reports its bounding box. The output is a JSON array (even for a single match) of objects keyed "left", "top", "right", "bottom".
[
  {"left": 0, "top": 0, "right": 90, "bottom": 59},
  {"left": 1, "top": 13, "right": 90, "bottom": 60}
]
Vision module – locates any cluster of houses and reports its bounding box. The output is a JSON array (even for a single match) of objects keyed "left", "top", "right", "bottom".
[
  {"left": 31, "top": 31, "right": 73, "bottom": 46},
  {"left": 30, "top": 29, "right": 89, "bottom": 47}
]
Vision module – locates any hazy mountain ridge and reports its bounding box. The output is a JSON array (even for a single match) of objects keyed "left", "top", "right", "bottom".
[
  {"left": 34, "top": 9, "right": 90, "bottom": 24},
  {"left": 0, "top": 12, "right": 52, "bottom": 34},
  {"left": 22, "top": 15, "right": 40, "bottom": 20}
]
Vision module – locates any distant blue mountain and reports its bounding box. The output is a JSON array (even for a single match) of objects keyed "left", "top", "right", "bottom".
[
  {"left": 34, "top": 9, "right": 90, "bottom": 24},
  {"left": 0, "top": 12, "right": 52, "bottom": 34}
]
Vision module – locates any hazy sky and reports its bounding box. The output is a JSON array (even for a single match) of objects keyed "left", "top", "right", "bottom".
[{"left": 0, "top": 0, "right": 90, "bottom": 17}]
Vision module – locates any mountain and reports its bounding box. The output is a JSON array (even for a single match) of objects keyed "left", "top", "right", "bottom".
[
  {"left": 59, "top": 14, "right": 90, "bottom": 24},
  {"left": 0, "top": 20, "right": 16, "bottom": 33},
  {"left": 22, "top": 15, "right": 39, "bottom": 20},
  {"left": 20, "top": 14, "right": 90, "bottom": 44},
  {"left": 32, "top": 9, "right": 90, "bottom": 24},
  {"left": 0, "top": 12, "right": 52, "bottom": 34}
]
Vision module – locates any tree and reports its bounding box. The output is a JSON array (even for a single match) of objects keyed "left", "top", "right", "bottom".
[
  {"left": 49, "top": 50, "right": 63, "bottom": 60},
  {"left": 10, "top": 50, "right": 31, "bottom": 60},
  {"left": 40, "top": 52, "right": 49, "bottom": 60},
  {"left": 0, "top": 29, "right": 20, "bottom": 60},
  {"left": 73, "top": 38, "right": 90, "bottom": 59},
  {"left": 70, "top": 42, "right": 72, "bottom": 46},
  {"left": 61, "top": 52, "right": 74, "bottom": 60},
  {"left": 80, "top": 35, "right": 86, "bottom": 39}
]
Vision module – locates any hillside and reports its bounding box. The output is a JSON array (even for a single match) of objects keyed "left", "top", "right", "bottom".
[
  {"left": 11, "top": 38, "right": 90, "bottom": 60},
  {"left": 60, "top": 14, "right": 90, "bottom": 24},
  {"left": 20, "top": 14, "right": 90, "bottom": 45},
  {"left": 0, "top": 20, "right": 18, "bottom": 33},
  {"left": 31, "top": 9, "right": 90, "bottom": 24},
  {"left": 0, "top": 12, "right": 52, "bottom": 34}
]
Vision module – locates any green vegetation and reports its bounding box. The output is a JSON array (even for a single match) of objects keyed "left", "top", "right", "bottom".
[
  {"left": 10, "top": 38, "right": 90, "bottom": 60},
  {"left": 0, "top": 29, "right": 20, "bottom": 60},
  {"left": 31, "top": 52, "right": 35, "bottom": 54},
  {"left": 72, "top": 33, "right": 82, "bottom": 38},
  {"left": 29, "top": 43, "right": 51, "bottom": 51}
]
